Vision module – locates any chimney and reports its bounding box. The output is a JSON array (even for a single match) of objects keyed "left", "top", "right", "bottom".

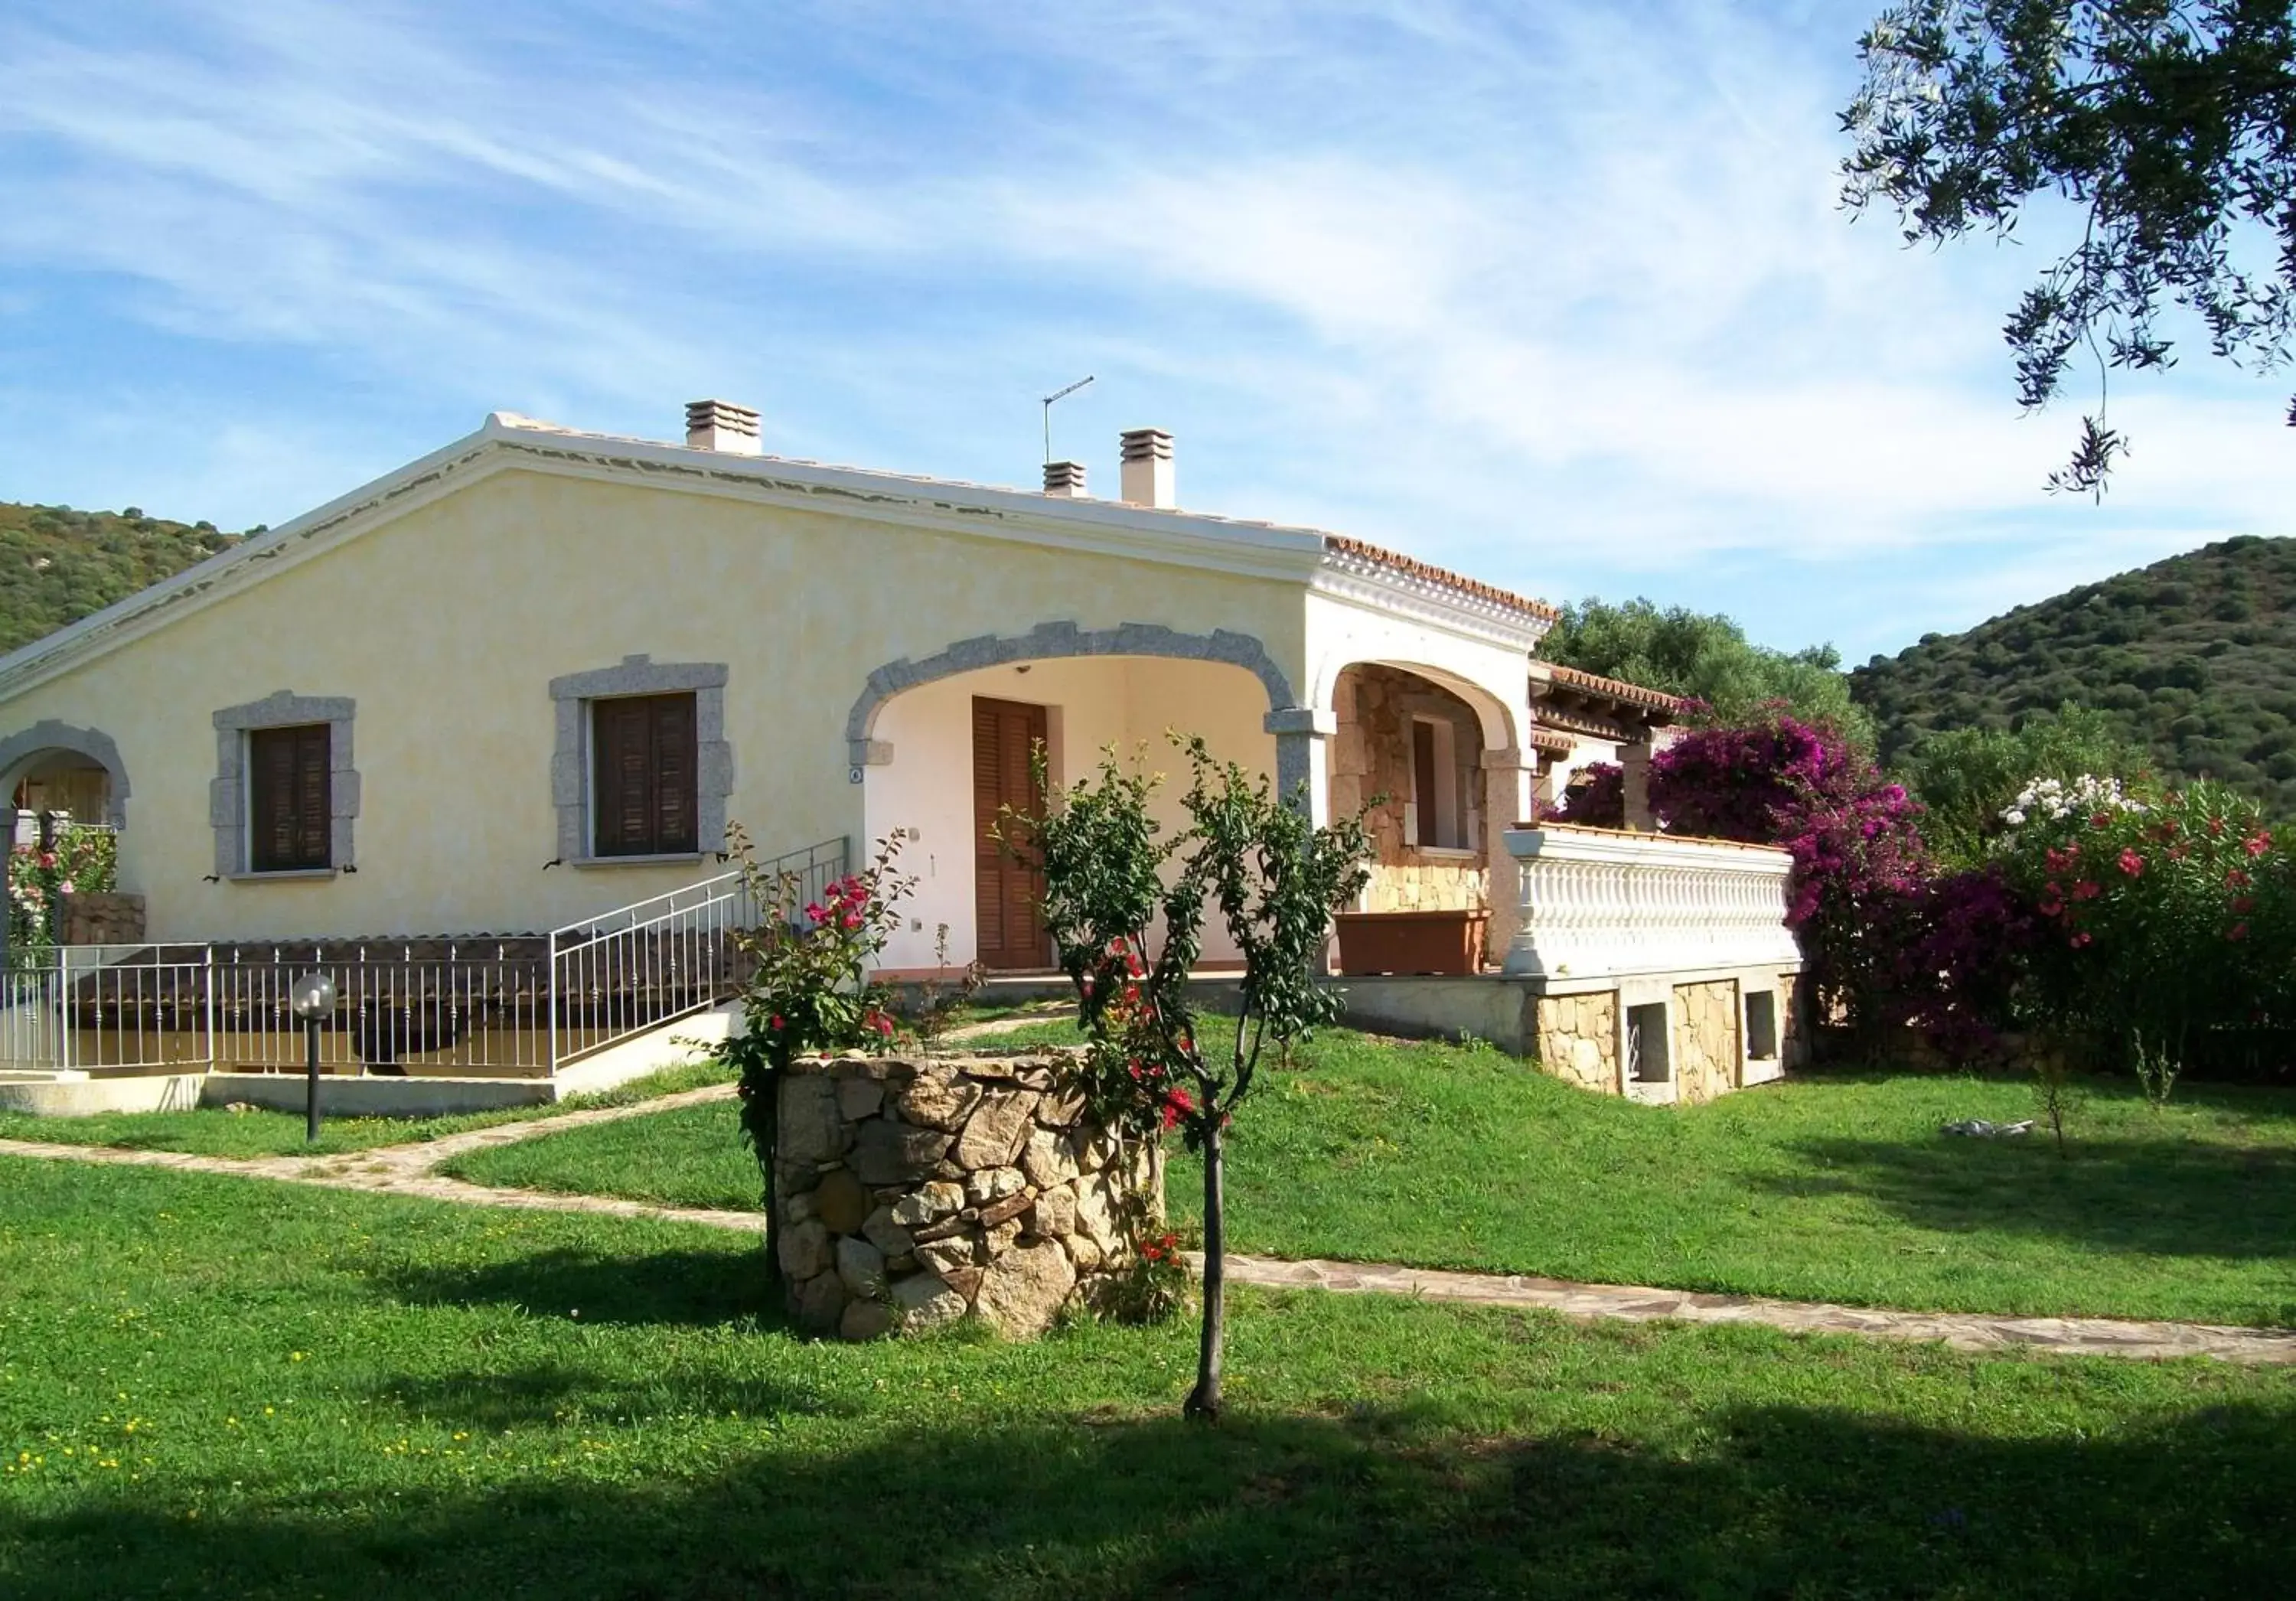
[
  {"left": 1118, "top": 427, "right": 1175, "bottom": 510},
  {"left": 684, "top": 399, "right": 762, "bottom": 455},
  {"left": 1042, "top": 460, "right": 1088, "bottom": 497}
]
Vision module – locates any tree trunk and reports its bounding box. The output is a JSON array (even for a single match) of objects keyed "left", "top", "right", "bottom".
[{"left": 1184, "top": 1114, "right": 1225, "bottom": 1422}]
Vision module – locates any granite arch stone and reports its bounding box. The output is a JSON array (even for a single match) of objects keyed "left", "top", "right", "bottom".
[
  {"left": 0, "top": 719, "right": 132, "bottom": 833},
  {"left": 843, "top": 621, "right": 1298, "bottom": 767}
]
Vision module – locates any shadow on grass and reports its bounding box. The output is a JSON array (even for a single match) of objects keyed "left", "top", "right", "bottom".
[
  {"left": 5, "top": 1395, "right": 2294, "bottom": 1598},
  {"left": 370, "top": 1362, "right": 846, "bottom": 1431},
  {"left": 381, "top": 1244, "right": 773, "bottom": 1328},
  {"left": 1769, "top": 1131, "right": 2296, "bottom": 1260}
]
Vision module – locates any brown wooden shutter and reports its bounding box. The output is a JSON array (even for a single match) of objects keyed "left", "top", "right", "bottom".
[
  {"left": 1412, "top": 721, "right": 1438, "bottom": 848},
  {"left": 653, "top": 693, "right": 698, "bottom": 854},
  {"left": 249, "top": 724, "right": 331, "bottom": 872},
  {"left": 591, "top": 693, "right": 699, "bottom": 856}
]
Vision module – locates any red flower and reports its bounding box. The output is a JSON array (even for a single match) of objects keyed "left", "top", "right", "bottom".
[
  {"left": 803, "top": 902, "right": 827, "bottom": 924},
  {"left": 770, "top": 1014, "right": 784, "bottom": 1030},
  {"left": 2037, "top": 892, "right": 2064, "bottom": 918},
  {"left": 2245, "top": 831, "right": 2272, "bottom": 859},
  {"left": 2089, "top": 812, "right": 2112, "bottom": 830},
  {"left": 2070, "top": 931, "right": 2092, "bottom": 949},
  {"left": 2117, "top": 849, "right": 2144, "bottom": 878},
  {"left": 867, "top": 1010, "right": 895, "bottom": 1038},
  {"left": 2044, "top": 847, "right": 2076, "bottom": 874},
  {"left": 1159, "top": 1088, "right": 1195, "bottom": 1130},
  {"left": 2229, "top": 921, "right": 2251, "bottom": 943},
  {"left": 841, "top": 911, "right": 863, "bottom": 931},
  {"left": 2071, "top": 880, "right": 2101, "bottom": 902},
  {"left": 2168, "top": 844, "right": 2190, "bottom": 861},
  {"left": 2208, "top": 816, "right": 2227, "bottom": 838},
  {"left": 2232, "top": 896, "right": 2255, "bottom": 915},
  {"left": 2226, "top": 869, "right": 2252, "bottom": 890}
]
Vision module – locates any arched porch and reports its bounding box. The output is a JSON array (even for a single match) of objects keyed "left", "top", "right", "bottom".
[
  {"left": 0, "top": 719, "right": 129, "bottom": 846},
  {"left": 846, "top": 624, "right": 1301, "bottom": 973}
]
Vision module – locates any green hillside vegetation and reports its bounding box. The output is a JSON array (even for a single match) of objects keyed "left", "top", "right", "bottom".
[
  {"left": 1851, "top": 536, "right": 2296, "bottom": 819},
  {"left": 0, "top": 501, "right": 246, "bottom": 654}
]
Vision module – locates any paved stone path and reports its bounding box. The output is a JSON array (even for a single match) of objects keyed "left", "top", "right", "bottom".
[{"left": 6, "top": 1052, "right": 2295, "bottom": 1366}]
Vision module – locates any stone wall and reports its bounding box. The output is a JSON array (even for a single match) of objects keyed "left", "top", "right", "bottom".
[
  {"left": 1360, "top": 861, "right": 1488, "bottom": 915},
  {"left": 57, "top": 892, "right": 144, "bottom": 947},
  {"left": 775, "top": 1050, "right": 1159, "bottom": 1342},
  {"left": 1533, "top": 990, "right": 1618, "bottom": 1092},
  {"left": 1669, "top": 980, "right": 1741, "bottom": 1105}
]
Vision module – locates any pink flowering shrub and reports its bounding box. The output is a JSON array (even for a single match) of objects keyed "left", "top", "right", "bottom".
[
  {"left": 6, "top": 826, "right": 119, "bottom": 959},
  {"left": 1553, "top": 763, "right": 1625, "bottom": 827},
  {"left": 1992, "top": 778, "right": 2295, "bottom": 1065},
  {"left": 1645, "top": 716, "right": 1932, "bottom": 1034}
]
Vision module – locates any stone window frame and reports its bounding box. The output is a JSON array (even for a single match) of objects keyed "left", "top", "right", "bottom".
[
  {"left": 212, "top": 692, "right": 358, "bottom": 879},
  {"left": 549, "top": 655, "right": 734, "bottom": 867}
]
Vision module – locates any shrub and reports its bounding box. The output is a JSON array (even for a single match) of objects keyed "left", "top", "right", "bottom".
[{"left": 6, "top": 825, "right": 118, "bottom": 960}]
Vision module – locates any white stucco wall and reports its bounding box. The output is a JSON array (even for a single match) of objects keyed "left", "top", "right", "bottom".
[{"left": 0, "top": 459, "right": 1309, "bottom": 942}]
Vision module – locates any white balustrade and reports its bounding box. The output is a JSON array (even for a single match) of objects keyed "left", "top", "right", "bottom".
[{"left": 1499, "top": 825, "right": 1801, "bottom": 981}]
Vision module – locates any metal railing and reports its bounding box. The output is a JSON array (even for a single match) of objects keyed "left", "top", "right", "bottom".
[
  {"left": 0, "top": 944, "right": 215, "bottom": 1074},
  {"left": 210, "top": 942, "right": 553, "bottom": 1077},
  {"left": 0, "top": 836, "right": 848, "bottom": 1080},
  {"left": 546, "top": 836, "right": 846, "bottom": 1068}
]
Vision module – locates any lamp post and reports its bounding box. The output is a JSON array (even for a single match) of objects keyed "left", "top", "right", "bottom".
[{"left": 289, "top": 971, "right": 337, "bottom": 1143}]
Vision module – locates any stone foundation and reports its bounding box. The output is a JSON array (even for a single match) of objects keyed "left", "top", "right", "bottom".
[
  {"left": 1361, "top": 861, "right": 1488, "bottom": 914},
  {"left": 774, "top": 1050, "right": 1159, "bottom": 1342},
  {"left": 1534, "top": 990, "right": 1618, "bottom": 1092},
  {"left": 57, "top": 892, "right": 144, "bottom": 947},
  {"left": 1669, "top": 980, "right": 1740, "bottom": 1106}
]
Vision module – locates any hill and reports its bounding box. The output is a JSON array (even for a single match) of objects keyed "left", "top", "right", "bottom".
[
  {"left": 0, "top": 501, "right": 245, "bottom": 655},
  {"left": 1850, "top": 535, "right": 2296, "bottom": 815}
]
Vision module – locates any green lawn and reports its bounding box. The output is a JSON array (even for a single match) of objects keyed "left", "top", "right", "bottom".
[
  {"left": 0, "top": 1058, "right": 734, "bottom": 1160},
  {"left": 450, "top": 1022, "right": 2296, "bottom": 1328},
  {"left": 4, "top": 1156, "right": 2293, "bottom": 1598}
]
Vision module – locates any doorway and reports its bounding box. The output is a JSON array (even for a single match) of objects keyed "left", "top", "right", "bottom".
[{"left": 972, "top": 696, "right": 1049, "bottom": 970}]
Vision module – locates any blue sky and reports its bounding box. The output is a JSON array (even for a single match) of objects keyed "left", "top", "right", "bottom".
[{"left": 2, "top": 0, "right": 2289, "bottom": 664}]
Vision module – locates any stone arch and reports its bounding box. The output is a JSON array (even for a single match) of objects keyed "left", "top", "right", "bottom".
[
  {"left": 844, "top": 621, "right": 1298, "bottom": 767},
  {"left": 1313, "top": 655, "right": 1521, "bottom": 755},
  {"left": 0, "top": 719, "right": 130, "bottom": 832}
]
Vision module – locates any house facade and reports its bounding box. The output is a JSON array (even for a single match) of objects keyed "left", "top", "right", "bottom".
[{"left": 0, "top": 400, "right": 1800, "bottom": 1107}]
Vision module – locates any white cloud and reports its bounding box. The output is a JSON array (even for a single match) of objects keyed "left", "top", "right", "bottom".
[{"left": 0, "top": 0, "right": 2288, "bottom": 658}]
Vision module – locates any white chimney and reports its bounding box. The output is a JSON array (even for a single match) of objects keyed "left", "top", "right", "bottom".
[
  {"left": 1043, "top": 460, "right": 1088, "bottom": 497},
  {"left": 1118, "top": 427, "right": 1174, "bottom": 509},
  {"left": 684, "top": 399, "right": 762, "bottom": 455}
]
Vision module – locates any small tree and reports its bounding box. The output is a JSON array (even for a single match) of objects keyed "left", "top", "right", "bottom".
[{"left": 1022, "top": 737, "right": 1371, "bottom": 1420}]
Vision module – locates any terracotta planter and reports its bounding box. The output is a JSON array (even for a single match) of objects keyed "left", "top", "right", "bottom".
[{"left": 1334, "top": 909, "right": 1489, "bottom": 977}]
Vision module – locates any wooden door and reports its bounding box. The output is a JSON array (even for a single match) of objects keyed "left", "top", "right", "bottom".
[{"left": 973, "top": 696, "right": 1049, "bottom": 970}]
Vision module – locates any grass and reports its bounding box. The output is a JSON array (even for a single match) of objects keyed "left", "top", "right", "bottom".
[
  {"left": 452, "top": 1021, "right": 2296, "bottom": 1329},
  {"left": 4, "top": 1156, "right": 2294, "bottom": 1598},
  {"left": 0, "top": 1058, "right": 734, "bottom": 1160}
]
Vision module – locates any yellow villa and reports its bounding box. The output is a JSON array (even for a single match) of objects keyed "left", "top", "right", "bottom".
[{"left": 0, "top": 400, "right": 1802, "bottom": 1111}]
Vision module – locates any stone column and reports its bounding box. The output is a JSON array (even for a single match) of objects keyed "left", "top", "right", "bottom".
[
  {"left": 1264, "top": 707, "right": 1335, "bottom": 824},
  {"left": 1620, "top": 736, "right": 1655, "bottom": 832},
  {"left": 1480, "top": 749, "right": 1532, "bottom": 965}
]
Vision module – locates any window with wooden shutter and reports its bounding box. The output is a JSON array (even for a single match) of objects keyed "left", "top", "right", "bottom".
[
  {"left": 248, "top": 724, "right": 332, "bottom": 872},
  {"left": 589, "top": 693, "right": 700, "bottom": 857}
]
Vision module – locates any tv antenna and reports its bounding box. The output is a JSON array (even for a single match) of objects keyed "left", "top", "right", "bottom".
[{"left": 1042, "top": 375, "right": 1094, "bottom": 464}]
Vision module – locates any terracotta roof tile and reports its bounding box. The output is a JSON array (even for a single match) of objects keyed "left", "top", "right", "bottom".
[
  {"left": 1537, "top": 662, "right": 1687, "bottom": 713},
  {"left": 1322, "top": 535, "right": 1561, "bottom": 622}
]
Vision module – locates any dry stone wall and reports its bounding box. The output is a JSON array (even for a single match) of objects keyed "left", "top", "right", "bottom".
[
  {"left": 775, "top": 1049, "right": 1159, "bottom": 1342},
  {"left": 1669, "top": 980, "right": 1741, "bottom": 1105},
  {"left": 1533, "top": 990, "right": 1618, "bottom": 1092}
]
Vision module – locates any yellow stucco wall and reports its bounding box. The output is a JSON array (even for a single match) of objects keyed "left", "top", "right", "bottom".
[{"left": 0, "top": 462, "right": 1309, "bottom": 940}]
